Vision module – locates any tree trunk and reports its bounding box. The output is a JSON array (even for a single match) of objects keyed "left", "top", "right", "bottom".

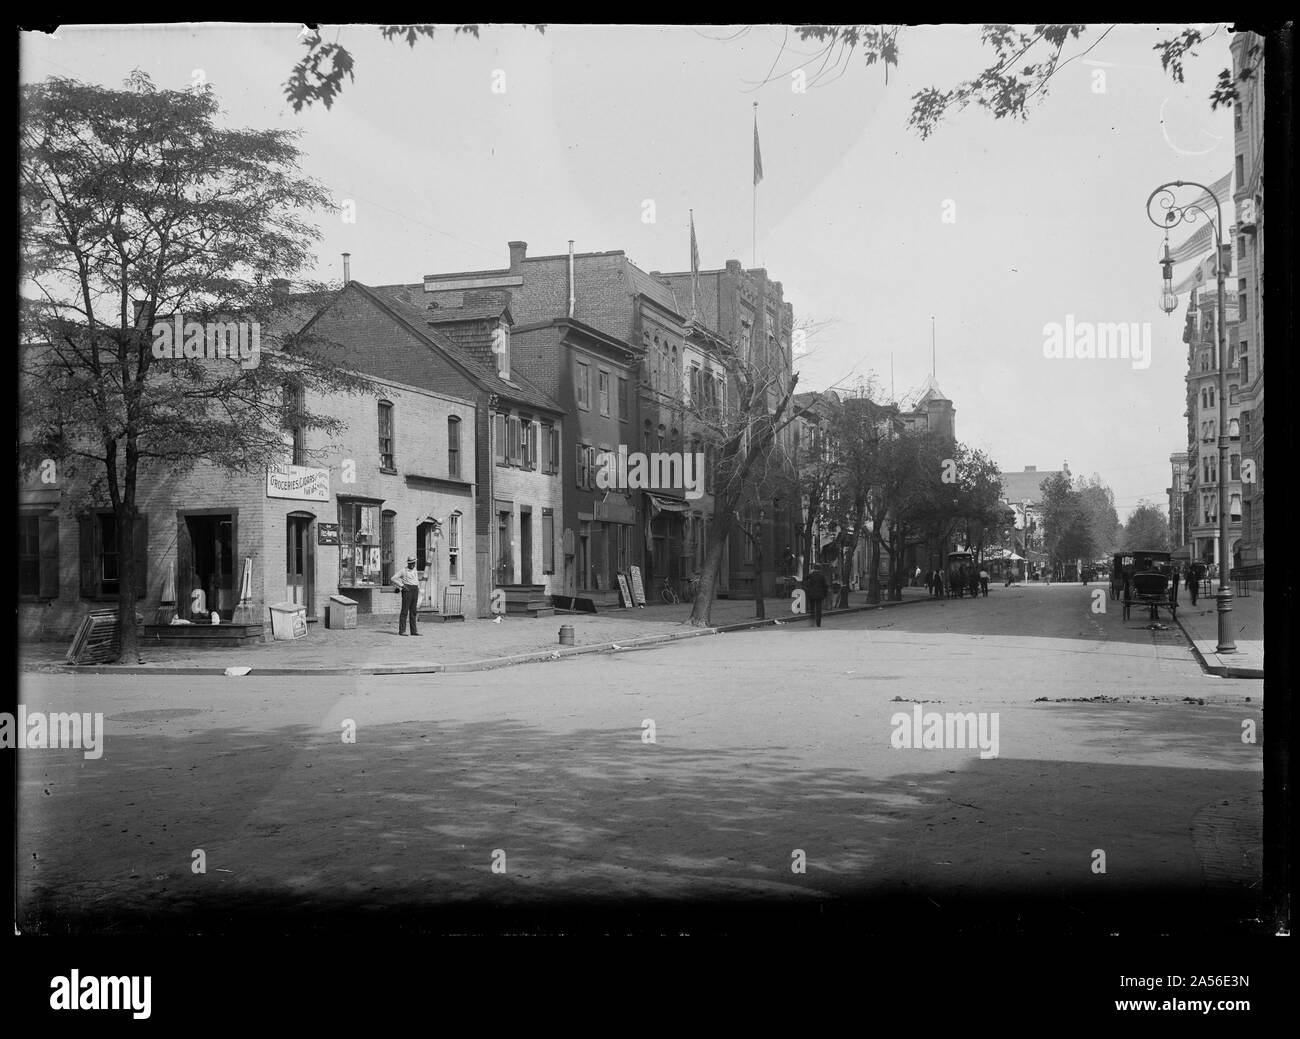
[
  {"left": 753, "top": 545, "right": 765, "bottom": 619},
  {"left": 117, "top": 504, "right": 140, "bottom": 663},
  {"left": 868, "top": 535, "right": 882, "bottom": 604}
]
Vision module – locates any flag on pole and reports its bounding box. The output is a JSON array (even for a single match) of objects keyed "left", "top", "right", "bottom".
[
  {"left": 1168, "top": 220, "right": 1216, "bottom": 264},
  {"left": 1187, "top": 172, "right": 1233, "bottom": 217},
  {"left": 753, "top": 120, "right": 764, "bottom": 186},
  {"left": 689, "top": 210, "right": 701, "bottom": 321}
]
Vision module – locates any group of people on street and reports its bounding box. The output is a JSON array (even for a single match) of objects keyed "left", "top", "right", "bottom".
[
  {"left": 1169, "top": 564, "right": 1209, "bottom": 606},
  {"left": 926, "top": 566, "right": 990, "bottom": 599}
]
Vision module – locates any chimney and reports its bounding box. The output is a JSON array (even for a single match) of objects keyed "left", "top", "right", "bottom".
[
  {"left": 508, "top": 241, "right": 527, "bottom": 271},
  {"left": 270, "top": 278, "right": 291, "bottom": 302},
  {"left": 342, "top": 252, "right": 351, "bottom": 284},
  {"left": 567, "top": 240, "right": 575, "bottom": 319}
]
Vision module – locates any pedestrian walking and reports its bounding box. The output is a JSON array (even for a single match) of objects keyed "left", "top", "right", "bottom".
[
  {"left": 803, "top": 565, "right": 828, "bottom": 628},
  {"left": 1170, "top": 566, "right": 1180, "bottom": 605},
  {"left": 979, "top": 567, "right": 990, "bottom": 597},
  {"left": 925, "top": 570, "right": 934, "bottom": 597},
  {"left": 1188, "top": 565, "right": 1199, "bottom": 606},
  {"left": 934, "top": 570, "right": 945, "bottom": 599},
  {"left": 393, "top": 555, "right": 422, "bottom": 635}
]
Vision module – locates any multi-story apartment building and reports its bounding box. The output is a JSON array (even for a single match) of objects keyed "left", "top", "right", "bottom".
[
  {"left": 1182, "top": 253, "right": 1243, "bottom": 570},
  {"left": 1232, "top": 30, "right": 1265, "bottom": 570},
  {"left": 657, "top": 259, "right": 796, "bottom": 598},
  {"left": 1167, "top": 452, "right": 1190, "bottom": 549}
]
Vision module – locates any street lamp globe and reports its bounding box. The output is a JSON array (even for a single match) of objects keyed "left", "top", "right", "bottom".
[{"left": 1160, "top": 288, "right": 1179, "bottom": 314}]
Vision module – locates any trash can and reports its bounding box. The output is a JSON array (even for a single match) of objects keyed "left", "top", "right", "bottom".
[
  {"left": 269, "top": 602, "right": 308, "bottom": 641},
  {"left": 327, "top": 594, "right": 358, "bottom": 630}
]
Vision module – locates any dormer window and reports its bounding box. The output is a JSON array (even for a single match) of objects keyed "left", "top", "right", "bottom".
[{"left": 493, "top": 321, "right": 510, "bottom": 379}]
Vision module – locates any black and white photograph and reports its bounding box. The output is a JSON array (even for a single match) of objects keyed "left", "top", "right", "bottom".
[{"left": 13, "top": 20, "right": 1294, "bottom": 1012}]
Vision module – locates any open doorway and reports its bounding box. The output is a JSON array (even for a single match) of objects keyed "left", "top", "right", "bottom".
[
  {"left": 417, "top": 519, "right": 439, "bottom": 609},
  {"left": 178, "top": 511, "right": 236, "bottom": 620}
]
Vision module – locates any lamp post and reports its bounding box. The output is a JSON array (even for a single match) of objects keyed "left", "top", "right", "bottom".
[{"left": 1146, "top": 181, "right": 1235, "bottom": 653}]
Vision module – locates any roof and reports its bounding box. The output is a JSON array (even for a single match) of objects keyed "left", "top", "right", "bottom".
[
  {"left": 351, "top": 283, "right": 561, "bottom": 414},
  {"left": 906, "top": 374, "right": 950, "bottom": 407},
  {"left": 998, "top": 469, "right": 1065, "bottom": 505}
]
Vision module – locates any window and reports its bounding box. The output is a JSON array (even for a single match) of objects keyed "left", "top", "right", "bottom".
[
  {"left": 542, "top": 508, "right": 555, "bottom": 574},
  {"left": 1229, "top": 384, "right": 1239, "bottom": 405},
  {"left": 20, "top": 513, "right": 59, "bottom": 599},
  {"left": 577, "top": 443, "right": 590, "bottom": 489},
  {"left": 494, "top": 323, "right": 510, "bottom": 377},
  {"left": 689, "top": 365, "right": 700, "bottom": 403},
  {"left": 339, "top": 501, "right": 382, "bottom": 587},
  {"left": 447, "top": 416, "right": 461, "bottom": 479},
  {"left": 617, "top": 378, "right": 628, "bottom": 422},
  {"left": 79, "top": 510, "right": 148, "bottom": 599},
  {"left": 508, "top": 416, "right": 522, "bottom": 467},
  {"left": 283, "top": 381, "right": 306, "bottom": 466},
  {"left": 381, "top": 509, "right": 396, "bottom": 584},
  {"left": 743, "top": 512, "right": 756, "bottom": 564},
  {"left": 1235, "top": 106, "right": 1242, "bottom": 131},
  {"left": 1240, "top": 352, "right": 1249, "bottom": 384},
  {"left": 1230, "top": 493, "right": 1242, "bottom": 520},
  {"left": 448, "top": 512, "right": 461, "bottom": 582},
  {"left": 1239, "top": 293, "right": 1247, "bottom": 321},
  {"left": 670, "top": 346, "right": 678, "bottom": 396},
  {"left": 1230, "top": 454, "right": 1241, "bottom": 480},
  {"left": 1208, "top": 387, "right": 1215, "bottom": 407},
  {"left": 598, "top": 371, "right": 610, "bottom": 416},
  {"left": 1235, "top": 154, "right": 1244, "bottom": 186},
  {"left": 1229, "top": 417, "right": 1240, "bottom": 438},
  {"left": 378, "top": 401, "right": 395, "bottom": 471},
  {"left": 642, "top": 422, "right": 652, "bottom": 456},
  {"left": 520, "top": 419, "right": 535, "bottom": 470},
  {"left": 576, "top": 362, "right": 590, "bottom": 409},
  {"left": 547, "top": 425, "right": 559, "bottom": 476},
  {"left": 494, "top": 413, "right": 507, "bottom": 465}
]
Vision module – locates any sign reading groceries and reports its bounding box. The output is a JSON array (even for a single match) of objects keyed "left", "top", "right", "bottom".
[{"left": 267, "top": 464, "right": 329, "bottom": 501}]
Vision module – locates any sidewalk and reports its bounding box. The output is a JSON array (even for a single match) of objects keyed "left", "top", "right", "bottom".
[
  {"left": 1175, "top": 585, "right": 1264, "bottom": 678},
  {"left": 24, "top": 587, "right": 934, "bottom": 676}
]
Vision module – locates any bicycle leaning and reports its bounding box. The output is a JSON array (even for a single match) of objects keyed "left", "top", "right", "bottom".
[{"left": 661, "top": 574, "right": 701, "bottom": 604}]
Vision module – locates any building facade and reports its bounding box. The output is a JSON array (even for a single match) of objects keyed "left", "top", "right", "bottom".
[
  {"left": 18, "top": 351, "right": 478, "bottom": 640},
  {"left": 1181, "top": 255, "right": 1243, "bottom": 570},
  {"left": 1232, "top": 30, "right": 1265, "bottom": 570},
  {"left": 1167, "top": 451, "right": 1190, "bottom": 549}
]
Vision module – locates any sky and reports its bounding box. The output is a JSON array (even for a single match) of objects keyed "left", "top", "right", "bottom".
[{"left": 19, "top": 23, "right": 1237, "bottom": 518}]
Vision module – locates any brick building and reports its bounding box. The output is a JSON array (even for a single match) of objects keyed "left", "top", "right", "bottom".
[
  {"left": 18, "top": 335, "right": 477, "bottom": 641},
  {"left": 317, "top": 281, "right": 566, "bottom": 616}
]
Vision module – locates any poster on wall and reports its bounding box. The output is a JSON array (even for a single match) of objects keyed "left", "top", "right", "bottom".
[{"left": 317, "top": 523, "right": 340, "bottom": 545}]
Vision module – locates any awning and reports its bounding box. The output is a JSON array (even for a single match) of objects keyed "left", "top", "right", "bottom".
[{"left": 646, "top": 492, "right": 690, "bottom": 514}]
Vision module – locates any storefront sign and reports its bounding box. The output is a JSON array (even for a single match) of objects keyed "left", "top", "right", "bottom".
[
  {"left": 317, "top": 523, "right": 340, "bottom": 545},
  {"left": 267, "top": 465, "right": 329, "bottom": 502}
]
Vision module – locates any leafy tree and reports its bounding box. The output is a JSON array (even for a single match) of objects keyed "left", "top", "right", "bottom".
[
  {"left": 285, "top": 24, "right": 547, "bottom": 112},
  {"left": 761, "top": 24, "right": 1247, "bottom": 137},
  {"left": 20, "top": 72, "right": 372, "bottom": 662},
  {"left": 1121, "top": 501, "right": 1172, "bottom": 551}
]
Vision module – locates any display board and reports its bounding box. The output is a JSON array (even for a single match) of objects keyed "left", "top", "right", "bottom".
[
  {"left": 628, "top": 566, "right": 647, "bottom": 607},
  {"left": 616, "top": 572, "right": 634, "bottom": 608}
]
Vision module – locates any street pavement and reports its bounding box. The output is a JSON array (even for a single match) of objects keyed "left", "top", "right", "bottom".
[
  {"left": 16, "top": 581, "right": 1264, "bottom": 934},
  {"left": 19, "top": 588, "right": 933, "bottom": 674}
]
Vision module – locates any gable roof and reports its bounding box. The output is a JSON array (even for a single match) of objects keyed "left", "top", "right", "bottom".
[{"left": 323, "top": 282, "right": 560, "bottom": 414}]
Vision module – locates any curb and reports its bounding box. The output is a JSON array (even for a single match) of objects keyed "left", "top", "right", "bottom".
[
  {"left": 1174, "top": 613, "right": 1264, "bottom": 679},
  {"left": 34, "top": 592, "right": 936, "bottom": 677}
]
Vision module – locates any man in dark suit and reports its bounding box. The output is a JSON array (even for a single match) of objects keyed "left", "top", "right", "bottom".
[{"left": 804, "top": 565, "right": 828, "bottom": 628}]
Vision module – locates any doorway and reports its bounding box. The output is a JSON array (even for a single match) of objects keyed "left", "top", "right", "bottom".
[
  {"left": 286, "top": 514, "right": 315, "bottom": 616},
  {"left": 417, "top": 520, "right": 439, "bottom": 608},
  {"left": 178, "top": 512, "right": 236, "bottom": 620},
  {"left": 519, "top": 508, "right": 533, "bottom": 585}
]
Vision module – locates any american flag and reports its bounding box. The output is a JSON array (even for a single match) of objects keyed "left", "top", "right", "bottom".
[{"left": 753, "top": 120, "right": 763, "bottom": 186}]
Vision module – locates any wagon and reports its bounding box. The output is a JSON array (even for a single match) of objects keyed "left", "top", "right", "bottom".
[{"left": 1118, "top": 549, "right": 1177, "bottom": 621}]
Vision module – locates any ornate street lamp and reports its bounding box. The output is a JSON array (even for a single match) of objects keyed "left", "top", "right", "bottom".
[{"left": 1145, "top": 181, "right": 1235, "bottom": 652}]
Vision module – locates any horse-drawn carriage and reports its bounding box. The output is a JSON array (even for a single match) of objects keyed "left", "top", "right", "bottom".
[{"left": 1112, "top": 549, "right": 1177, "bottom": 621}]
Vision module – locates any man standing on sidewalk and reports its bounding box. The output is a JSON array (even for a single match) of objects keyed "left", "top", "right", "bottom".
[
  {"left": 804, "top": 565, "right": 828, "bottom": 628},
  {"left": 393, "top": 555, "right": 422, "bottom": 636},
  {"left": 1170, "top": 566, "right": 1180, "bottom": 605}
]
